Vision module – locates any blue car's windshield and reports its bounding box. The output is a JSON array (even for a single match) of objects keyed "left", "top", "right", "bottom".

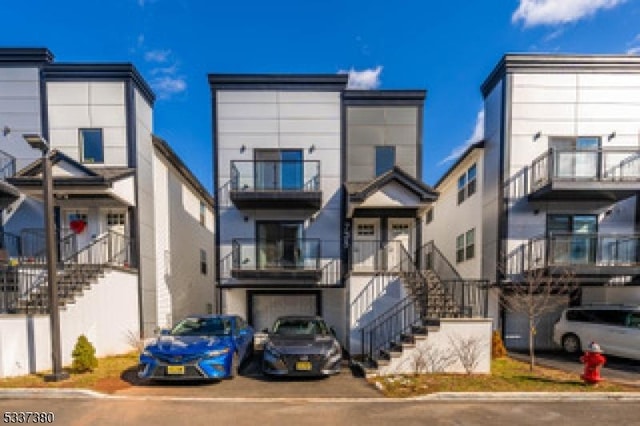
[
  {"left": 171, "top": 317, "right": 232, "bottom": 337},
  {"left": 272, "top": 318, "right": 329, "bottom": 336}
]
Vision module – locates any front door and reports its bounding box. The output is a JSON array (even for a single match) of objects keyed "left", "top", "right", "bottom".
[
  {"left": 64, "top": 210, "right": 91, "bottom": 250},
  {"left": 388, "top": 219, "right": 412, "bottom": 270},
  {"left": 548, "top": 214, "right": 597, "bottom": 265},
  {"left": 256, "top": 221, "right": 303, "bottom": 269},
  {"left": 352, "top": 220, "right": 379, "bottom": 271}
]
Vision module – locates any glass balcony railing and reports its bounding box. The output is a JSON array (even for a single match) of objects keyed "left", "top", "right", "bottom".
[
  {"left": 526, "top": 233, "right": 640, "bottom": 269},
  {"left": 231, "top": 238, "right": 321, "bottom": 271},
  {"left": 230, "top": 160, "right": 320, "bottom": 192},
  {"left": 530, "top": 148, "right": 640, "bottom": 191}
]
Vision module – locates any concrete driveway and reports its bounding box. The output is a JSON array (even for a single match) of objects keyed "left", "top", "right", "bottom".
[{"left": 117, "top": 353, "right": 381, "bottom": 398}]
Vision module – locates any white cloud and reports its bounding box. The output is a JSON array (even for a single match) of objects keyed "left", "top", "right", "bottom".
[
  {"left": 151, "top": 76, "right": 187, "bottom": 99},
  {"left": 144, "top": 49, "right": 171, "bottom": 63},
  {"left": 512, "top": 0, "right": 627, "bottom": 27},
  {"left": 338, "top": 66, "right": 383, "bottom": 90},
  {"left": 628, "top": 46, "right": 640, "bottom": 55},
  {"left": 439, "top": 109, "right": 484, "bottom": 165}
]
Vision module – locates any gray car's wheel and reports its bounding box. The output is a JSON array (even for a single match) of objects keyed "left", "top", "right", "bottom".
[{"left": 562, "top": 334, "right": 581, "bottom": 354}]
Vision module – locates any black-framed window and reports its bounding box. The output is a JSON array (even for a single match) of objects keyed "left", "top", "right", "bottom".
[
  {"left": 426, "top": 208, "right": 434, "bottom": 224},
  {"left": 200, "top": 249, "right": 207, "bottom": 275},
  {"left": 375, "top": 146, "right": 395, "bottom": 176},
  {"left": 456, "top": 234, "right": 465, "bottom": 263},
  {"left": 79, "top": 128, "right": 104, "bottom": 164},
  {"left": 465, "top": 228, "right": 475, "bottom": 260},
  {"left": 457, "top": 163, "right": 477, "bottom": 205}
]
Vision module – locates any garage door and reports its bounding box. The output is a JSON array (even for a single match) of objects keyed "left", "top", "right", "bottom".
[{"left": 251, "top": 293, "right": 319, "bottom": 332}]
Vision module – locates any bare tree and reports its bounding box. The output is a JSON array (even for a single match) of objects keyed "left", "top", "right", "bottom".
[
  {"left": 448, "top": 334, "right": 486, "bottom": 375},
  {"left": 407, "top": 341, "right": 457, "bottom": 374},
  {"left": 501, "top": 266, "right": 577, "bottom": 372}
]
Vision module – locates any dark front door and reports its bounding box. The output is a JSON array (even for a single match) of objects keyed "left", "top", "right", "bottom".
[{"left": 548, "top": 214, "right": 598, "bottom": 265}]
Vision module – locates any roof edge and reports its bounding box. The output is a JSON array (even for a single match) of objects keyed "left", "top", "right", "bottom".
[
  {"left": 0, "top": 48, "right": 53, "bottom": 64},
  {"left": 433, "top": 140, "right": 485, "bottom": 189}
]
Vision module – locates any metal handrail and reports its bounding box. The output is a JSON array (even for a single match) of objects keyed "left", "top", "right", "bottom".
[
  {"left": 230, "top": 160, "right": 321, "bottom": 191},
  {"left": 231, "top": 238, "right": 322, "bottom": 270}
]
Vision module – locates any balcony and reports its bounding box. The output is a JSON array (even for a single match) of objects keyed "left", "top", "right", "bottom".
[
  {"left": 521, "top": 233, "right": 640, "bottom": 278},
  {"left": 231, "top": 238, "right": 322, "bottom": 281},
  {"left": 529, "top": 148, "right": 640, "bottom": 202},
  {"left": 229, "top": 160, "right": 321, "bottom": 210}
]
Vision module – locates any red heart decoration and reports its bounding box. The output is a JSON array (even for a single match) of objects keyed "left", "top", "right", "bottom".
[{"left": 70, "top": 219, "right": 87, "bottom": 234}]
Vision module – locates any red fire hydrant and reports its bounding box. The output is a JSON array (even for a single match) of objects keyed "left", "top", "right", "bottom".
[{"left": 580, "top": 341, "right": 606, "bottom": 385}]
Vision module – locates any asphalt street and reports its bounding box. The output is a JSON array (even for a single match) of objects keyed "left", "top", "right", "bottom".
[{"left": 1, "top": 398, "right": 639, "bottom": 426}]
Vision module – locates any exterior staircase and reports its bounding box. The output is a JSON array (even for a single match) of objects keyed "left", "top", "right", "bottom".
[
  {"left": 0, "top": 230, "right": 135, "bottom": 314},
  {"left": 355, "top": 241, "right": 488, "bottom": 375}
]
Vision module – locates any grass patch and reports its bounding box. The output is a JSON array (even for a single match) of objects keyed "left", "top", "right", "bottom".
[
  {"left": 370, "top": 357, "right": 636, "bottom": 397},
  {"left": 0, "top": 352, "right": 139, "bottom": 394}
]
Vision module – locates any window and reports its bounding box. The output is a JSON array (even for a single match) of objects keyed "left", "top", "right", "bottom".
[
  {"left": 425, "top": 208, "right": 434, "bottom": 224},
  {"left": 465, "top": 228, "right": 475, "bottom": 260},
  {"left": 357, "top": 224, "right": 375, "bottom": 236},
  {"left": 375, "top": 146, "right": 395, "bottom": 176},
  {"left": 200, "top": 201, "right": 206, "bottom": 227},
  {"left": 457, "top": 163, "right": 477, "bottom": 204},
  {"left": 79, "top": 129, "right": 104, "bottom": 163},
  {"left": 107, "top": 213, "right": 125, "bottom": 226},
  {"left": 456, "top": 228, "right": 475, "bottom": 263},
  {"left": 200, "top": 249, "right": 207, "bottom": 275},
  {"left": 254, "top": 149, "right": 303, "bottom": 190},
  {"left": 456, "top": 234, "right": 465, "bottom": 263}
]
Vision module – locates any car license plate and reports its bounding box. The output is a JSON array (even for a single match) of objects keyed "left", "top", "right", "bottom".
[
  {"left": 295, "top": 361, "right": 312, "bottom": 371},
  {"left": 166, "top": 365, "right": 185, "bottom": 375}
]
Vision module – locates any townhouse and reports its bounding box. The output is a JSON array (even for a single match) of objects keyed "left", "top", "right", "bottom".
[
  {"left": 0, "top": 48, "right": 214, "bottom": 376},
  {"left": 430, "top": 54, "right": 640, "bottom": 349}
]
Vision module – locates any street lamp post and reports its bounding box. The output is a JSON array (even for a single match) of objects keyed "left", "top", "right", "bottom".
[{"left": 22, "top": 134, "right": 68, "bottom": 382}]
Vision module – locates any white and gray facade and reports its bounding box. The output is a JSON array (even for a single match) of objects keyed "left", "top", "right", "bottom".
[
  {"left": 210, "top": 75, "right": 435, "bottom": 350},
  {"left": 0, "top": 48, "right": 214, "bottom": 338}
]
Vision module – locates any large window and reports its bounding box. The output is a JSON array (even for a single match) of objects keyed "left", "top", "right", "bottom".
[
  {"left": 254, "top": 149, "right": 303, "bottom": 190},
  {"left": 200, "top": 249, "right": 208, "bottom": 275},
  {"left": 79, "top": 129, "right": 104, "bottom": 164},
  {"left": 375, "top": 146, "right": 395, "bottom": 176},
  {"left": 257, "top": 221, "right": 304, "bottom": 268},
  {"left": 457, "top": 163, "right": 477, "bottom": 204},
  {"left": 550, "top": 137, "right": 600, "bottom": 179},
  {"left": 456, "top": 234, "right": 465, "bottom": 263}
]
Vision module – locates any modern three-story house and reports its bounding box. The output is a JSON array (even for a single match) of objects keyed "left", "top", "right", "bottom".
[
  {"left": 0, "top": 48, "right": 214, "bottom": 361},
  {"left": 210, "top": 74, "right": 487, "bottom": 357},
  {"left": 429, "top": 54, "right": 640, "bottom": 349}
]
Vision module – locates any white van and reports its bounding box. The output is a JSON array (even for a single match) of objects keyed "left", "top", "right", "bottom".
[{"left": 553, "top": 305, "right": 640, "bottom": 360}]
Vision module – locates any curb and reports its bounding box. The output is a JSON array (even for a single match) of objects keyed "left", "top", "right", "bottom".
[{"left": 1, "top": 388, "right": 640, "bottom": 402}]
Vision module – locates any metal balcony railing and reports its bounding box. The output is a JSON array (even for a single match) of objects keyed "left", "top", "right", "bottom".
[
  {"left": 231, "top": 238, "right": 321, "bottom": 271},
  {"left": 530, "top": 148, "right": 640, "bottom": 191},
  {"left": 230, "top": 160, "right": 320, "bottom": 192}
]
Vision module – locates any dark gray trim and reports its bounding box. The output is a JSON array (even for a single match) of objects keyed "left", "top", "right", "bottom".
[
  {"left": 352, "top": 208, "right": 419, "bottom": 218},
  {"left": 481, "top": 54, "right": 640, "bottom": 98},
  {"left": 125, "top": 81, "right": 137, "bottom": 168},
  {"left": 152, "top": 135, "right": 214, "bottom": 208},
  {"left": 343, "top": 90, "right": 426, "bottom": 106},
  {"left": 229, "top": 191, "right": 321, "bottom": 210},
  {"left": 497, "top": 76, "right": 510, "bottom": 284},
  {"left": 416, "top": 104, "right": 423, "bottom": 180},
  {"left": 340, "top": 91, "right": 348, "bottom": 288},
  {"left": 38, "top": 67, "right": 49, "bottom": 141},
  {"left": 0, "top": 48, "right": 53, "bottom": 64},
  {"left": 208, "top": 74, "right": 348, "bottom": 91},
  {"left": 348, "top": 166, "right": 438, "bottom": 202},
  {"left": 636, "top": 195, "right": 640, "bottom": 235},
  {"left": 15, "top": 150, "right": 99, "bottom": 177},
  {"left": 7, "top": 177, "right": 110, "bottom": 188},
  {"left": 212, "top": 90, "right": 221, "bottom": 315},
  {"left": 433, "top": 141, "right": 486, "bottom": 188},
  {"left": 246, "top": 290, "right": 322, "bottom": 328},
  {"left": 43, "top": 63, "right": 155, "bottom": 105}
]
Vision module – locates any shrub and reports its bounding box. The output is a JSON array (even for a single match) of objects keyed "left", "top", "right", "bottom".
[
  {"left": 492, "top": 330, "right": 507, "bottom": 359},
  {"left": 71, "top": 334, "right": 98, "bottom": 373}
]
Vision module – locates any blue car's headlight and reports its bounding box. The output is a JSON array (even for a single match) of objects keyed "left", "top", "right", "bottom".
[{"left": 204, "top": 347, "right": 231, "bottom": 358}]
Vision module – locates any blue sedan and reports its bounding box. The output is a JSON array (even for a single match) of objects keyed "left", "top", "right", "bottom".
[{"left": 138, "top": 315, "right": 254, "bottom": 380}]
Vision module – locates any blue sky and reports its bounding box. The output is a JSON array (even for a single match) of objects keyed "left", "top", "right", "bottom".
[{"left": 2, "top": 0, "right": 640, "bottom": 190}]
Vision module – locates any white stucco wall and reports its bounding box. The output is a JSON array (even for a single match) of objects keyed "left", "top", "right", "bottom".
[
  {"left": 0, "top": 269, "right": 139, "bottom": 378},
  {"left": 378, "top": 318, "right": 492, "bottom": 375}
]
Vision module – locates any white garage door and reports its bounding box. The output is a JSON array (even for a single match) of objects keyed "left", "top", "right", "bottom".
[{"left": 252, "top": 294, "right": 318, "bottom": 332}]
